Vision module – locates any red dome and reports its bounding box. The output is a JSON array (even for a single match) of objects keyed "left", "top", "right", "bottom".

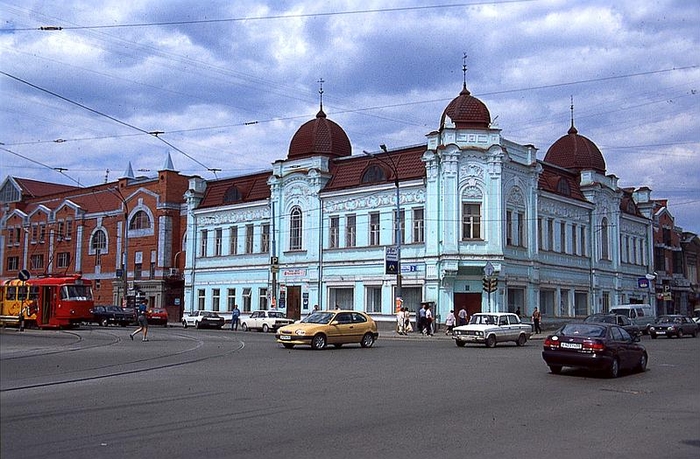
[
  {"left": 288, "top": 109, "right": 352, "bottom": 160},
  {"left": 440, "top": 84, "right": 491, "bottom": 130},
  {"left": 544, "top": 125, "right": 606, "bottom": 174}
]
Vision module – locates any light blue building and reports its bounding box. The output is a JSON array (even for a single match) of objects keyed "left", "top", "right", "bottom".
[{"left": 183, "top": 81, "right": 655, "bottom": 323}]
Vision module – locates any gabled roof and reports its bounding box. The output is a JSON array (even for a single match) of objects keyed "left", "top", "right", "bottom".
[
  {"left": 324, "top": 145, "right": 426, "bottom": 192},
  {"left": 537, "top": 161, "right": 587, "bottom": 202},
  {"left": 199, "top": 171, "right": 272, "bottom": 209},
  {"left": 11, "top": 177, "right": 79, "bottom": 199}
]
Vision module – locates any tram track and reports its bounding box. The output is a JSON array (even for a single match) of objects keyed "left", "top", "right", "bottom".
[{"left": 0, "top": 329, "right": 245, "bottom": 393}]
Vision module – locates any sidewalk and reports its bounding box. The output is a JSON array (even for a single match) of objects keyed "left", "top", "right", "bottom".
[{"left": 375, "top": 321, "right": 548, "bottom": 340}]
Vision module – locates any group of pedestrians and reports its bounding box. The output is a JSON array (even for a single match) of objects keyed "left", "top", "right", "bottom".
[{"left": 395, "top": 305, "right": 543, "bottom": 335}]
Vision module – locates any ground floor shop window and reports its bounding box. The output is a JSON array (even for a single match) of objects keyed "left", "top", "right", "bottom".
[
  {"left": 507, "top": 288, "right": 524, "bottom": 313},
  {"left": 575, "top": 291, "right": 588, "bottom": 316},
  {"left": 329, "top": 288, "right": 354, "bottom": 309},
  {"left": 400, "top": 287, "right": 422, "bottom": 313},
  {"left": 366, "top": 286, "right": 382, "bottom": 313},
  {"left": 540, "top": 290, "right": 555, "bottom": 316}
]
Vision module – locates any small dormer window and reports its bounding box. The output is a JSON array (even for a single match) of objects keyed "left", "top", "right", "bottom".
[
  {"left": 557, "top": 178, "right": 571, "bottom": 196},
  {"left": 224, "top": 186, "right": 242, "bottom": 203},
  {"left": 361, "top": 165, "right": 387, "bottom": 184},
  {"left": 626, "top": 200, "right": 636, "bottom": 214}
]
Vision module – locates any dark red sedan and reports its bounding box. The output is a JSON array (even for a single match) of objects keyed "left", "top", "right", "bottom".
[{"left": 542, "top": 323, "right": 647, "bottom": 378}]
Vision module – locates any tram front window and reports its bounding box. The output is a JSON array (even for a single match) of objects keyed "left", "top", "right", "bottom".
[{"left": 60, "top": 285, "right": 93, "bottom": 301}]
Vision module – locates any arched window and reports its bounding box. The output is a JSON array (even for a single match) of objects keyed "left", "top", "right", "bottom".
[
  {"left": 91, "top": 229, "right": 107, "bottom": 251},
  {"left": 223, "top": 186, "right": 242, "bottom": 203},
  {"left": 556, "top": 178, "right": 570, "bottom": 196},
  {"left": 290, "top": 206, "right": 302, "bottom": 250},
  {"left": 600, "top": 217, "right": 609, "bottom": 260},
  {"left": 361, "top": 165, "right": 387, "bottom": 183},
  {"left": 129, "top": 210, "right": 151, "bottom": 230}
]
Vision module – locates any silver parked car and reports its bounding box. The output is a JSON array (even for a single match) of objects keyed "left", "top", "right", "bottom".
[{"left": 452, "top": 312, "right": 532, "bottom": 348}]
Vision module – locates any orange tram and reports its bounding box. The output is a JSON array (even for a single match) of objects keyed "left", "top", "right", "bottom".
[{"left": 0, "top": 274, "right": 94, "bottom": 329}]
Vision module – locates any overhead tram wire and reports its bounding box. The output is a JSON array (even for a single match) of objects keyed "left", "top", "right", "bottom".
[
  {"left": 0, "top": 145, "right": 84, "bottom": 187},
  {"left": 0, "top": 70, "right": 218, "bottom": 178},
  {"left": 4, "top": 1, "right": 539, "bottom": 32}
]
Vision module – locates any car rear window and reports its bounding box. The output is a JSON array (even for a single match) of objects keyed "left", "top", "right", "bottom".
[{"left": 560, "top": 324, "right": 606, "bottom": 338}]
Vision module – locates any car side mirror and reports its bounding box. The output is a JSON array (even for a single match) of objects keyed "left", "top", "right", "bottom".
[{"left": 331, "top": 320, "right": 339, "bottom": 326}]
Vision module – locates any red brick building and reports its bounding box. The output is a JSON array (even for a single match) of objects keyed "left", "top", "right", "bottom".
[{"left": 1, "top": 158, "right": 190, "bottom": 320}]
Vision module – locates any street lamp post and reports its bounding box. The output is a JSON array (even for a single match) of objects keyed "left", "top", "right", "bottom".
[
  {"left": 364, "top": 145, "right": 402, "bottom": 308},
  {"left": 109, "top": 187, "right": 129, "bottom": 308}
]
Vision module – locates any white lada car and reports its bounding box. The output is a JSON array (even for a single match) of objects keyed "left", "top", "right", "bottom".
[{"left": 452, "top": 312, "right": 532, "bottom": 348}]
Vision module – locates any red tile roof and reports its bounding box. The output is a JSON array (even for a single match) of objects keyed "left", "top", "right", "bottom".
[
  {"left": 199, "top": 171, "right": 272, "bottom": 208},
  {"left": 14, "top": 177, "right": 79, "bottom": 198}
]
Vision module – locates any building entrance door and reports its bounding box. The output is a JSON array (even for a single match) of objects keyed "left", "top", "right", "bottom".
[
  {"left": 286, "top": 286, "right": 301, "bottom": 320},
  {"left": 454, "top": 293, "right": 481, "bottom": 318}
]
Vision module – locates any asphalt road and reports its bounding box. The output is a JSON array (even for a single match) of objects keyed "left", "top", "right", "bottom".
[{"left": 1, "top": 325, "right": 698, "bottom": 459}]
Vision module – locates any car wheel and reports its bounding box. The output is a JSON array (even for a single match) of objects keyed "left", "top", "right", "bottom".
[
  {"left": 548, "top": 365, "right": 562, "bottom": 374},
  {"left": 677, "top": 330, "right": 683, "bottom": 339},
  {"left": 636, "top": 353, "right": 648, "bottom": 373},
  {"left": 241, "top": 323, "right": 249, "bottom": 332},
  {"left": 282, "top": 344, "right": 294, "bottom": 349},
  {"left": 311, "top": 333, "right": 326, "bottom": 350},
  {"left": 650, "top": 333, "right": 657, "bottom": 339},
  {"left": 516, "top": 334, "right": 527, "bottom": 346},
  {"left": 455, "top": 341, "right": 466, "bottom": 347},
  {"left": 101, "top": 318, "right": 109, "bottom": 327},
  {"left": 360, "top": 332, "right": 375, "bottom": 348},
  {"left": 262, "top": 324, "right": 269, "bottom": 333},
  {"left": 485, "top": 334, "right": 496, "bottom": 348},
  {"left": 196, "top": 322, "right": 201, "bottom": 329},
  {"left": 607, "top": 358, "right": 620, "bottom": 378}
]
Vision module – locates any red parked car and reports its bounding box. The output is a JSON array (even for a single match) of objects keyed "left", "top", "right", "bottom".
[{"left": 146, "top": 308, "right": 169, "bottom": 327}]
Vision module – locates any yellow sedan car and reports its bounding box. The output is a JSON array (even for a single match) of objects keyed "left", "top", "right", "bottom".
[{"left": 275, "top": 310, "right": 379, "bottom": 350}]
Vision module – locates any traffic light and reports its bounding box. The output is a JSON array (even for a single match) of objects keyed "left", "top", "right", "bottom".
[{"left": 482, "top": 277, "right": 498, "bottom": 293}]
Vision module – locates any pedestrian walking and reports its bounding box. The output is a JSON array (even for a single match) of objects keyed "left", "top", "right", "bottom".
[
  {"left": 515, "top": 307, "right": 521, "bottom": 317},
  {"left": 130, "top": 302, "right": 149, "bottom": 342},
  {"left": 418, "top": 304, "right": 427, "bottom": 334},
  {"left": 531, "top": 307, "right": 542, "bottom": 334},
  {"left": 457, "top": 307, "right": 468, "bottom": 326},
  {"left": 445, "top": 309, "right": 456, "bottom": 335},
  {"left": 396, "top": 307, "right": 408, "bottom": 335},
  {"left": 231, "top": 304, "right": 240, "bottom": 331},
  {"left": 424, "top": 304, "right": 434, "bottom": 336}
]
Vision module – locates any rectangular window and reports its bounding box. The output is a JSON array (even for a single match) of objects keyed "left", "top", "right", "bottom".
[
  {"left": 39, "top": 223, "right": 46, "bottom": 243},
  {"left": 547, "top": 219, "right": 554, "bottom": 251},
  {"left": 560, "top": 221, "right": 567, "bottom": 254},
  {"left": 261, "top": 224, "right": 270, "bottom": 253},
  {"left": 507, "top": 288, "right": 525, "bottom": 313},
  {"left": 215, "top": 228, "right": 223, "bottom": 256},
  {"left": 412, "top": 208, "right": 424, "bottom": 243},
  {"left": 227, "top": 288, "right": 236, "bottom": 311},
  {"left": 7, "top": 256, "right": 19, "bottom": 271},
  {"left": 30, "top": 254, "right": 44, "bottom": 270},
  {"left": 654, "top": 247, "right": 665, "bottom": 271},
  {"left": 57, "top": 252, "right": 70, "bottom": 268},
  {"left": 31, "top": 225, "right": 37, "bottom": 243},
  {"left": 245, "top": 224, "right": 254, "bottom": 254},
  {"left": 65, "top": 219, "right": 73, "bottom": 239},
  {"left": 242, "top": 287, "right": 252, "bottom": 312},
  {"left": 134, "top": 263, "right": 142, "bottom": 279},
  {"left": 149, "top": 262, "right": 155, "bottom": 279},
  {"left": 7, "top": 227, "right": 14, "bottom": 246},
  {"left": 329, "top": 287, "right": 354, "bottom": 310},
  {"left": 462, "top": 204, "right": 481, "bottom": 240},
  {"left": 200, "top": 230, "right": 208, "bottom": 257},
  {"left": 539, "top": 289, "right": 555, "bottom": 317},
  {"left": 580, "top": 226, "right": 587, "bottom": 256},
  {"left": 329, "top": 215, "right": 340, "bottom": 248},
  {"left": 369, "top": 212, "right": 380, "bottom": 246},
  {"left": 537, "top": 218, "right": 543, "bottom": 250},
  {"left": 229, "top": 226, "right": 238, "bottom": 255},
  {"left": 212, "top": 288, "right": 220, "bottom": 311},
  {"left": 366, "top": 286, "right": 382, "bottom": 313},
  {"left": 602, "top": 291, "right": 610, "bottom": 313},
  {"left": 57, "top": 221, "right": 65, "bottom": 240},
  {"left": 401, "top": 287, "right": 423, "bottom": 313},
  {"left": 346, "top": 214, "right": 356, "bottom": 247},
  {"left": 259, "top": 288, "right": 268, "bottom": 310},
  {"left": 197, "top": 289, "right": 206, "bottom": 310},
  {"left": 393, "top": 209, "right": 405, "bottom": 245},
  {"left": 572, "top": 224, "right": 578, "bottom": 255},
  {"left": 518, "top": 212, "right": 526, "bottom": 247},
  {"left": 506, "top": 210, "right": 513, "bottom": 246},
  {"left": 574, "top": 291, "right": 588, "bottom": 316}
]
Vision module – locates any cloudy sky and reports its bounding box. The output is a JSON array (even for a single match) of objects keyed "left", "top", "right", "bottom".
[{"left": 1, "top": 0, "right": 698, "bottom": 233}]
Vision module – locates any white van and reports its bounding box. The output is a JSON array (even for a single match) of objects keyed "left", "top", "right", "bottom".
[{"left": 609, "top": 304, "right": 655, "bottom": 334}]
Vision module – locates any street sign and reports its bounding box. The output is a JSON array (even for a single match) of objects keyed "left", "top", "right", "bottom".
[
  {"left": 385, "top": 246, "right": 399, "bottom": 274},
  {"left": 484, "top": 261, "right": 495, "bottom": 278},
  {"left": 18, "top": 269, "right": 31, "bottom": 281}
]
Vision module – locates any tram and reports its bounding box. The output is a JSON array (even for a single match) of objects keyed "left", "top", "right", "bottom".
[{"left": 0, "top": 274, "right": 94, "bottom": 328}]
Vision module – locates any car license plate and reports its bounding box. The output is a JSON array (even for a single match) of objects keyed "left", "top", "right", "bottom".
[
  {"left": 279, "top": 335, "right": 291, "bottom": 340},
  {"left": 561, "top": 342, "right": 582, "bottom": 349}
]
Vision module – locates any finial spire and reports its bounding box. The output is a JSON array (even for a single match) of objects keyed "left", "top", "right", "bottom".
[
  {"left": 462, "top": 52, "right": 468, "bottom": 90},
  {"left": 318, "top": 78, "right": 325, "bottom": 112},
  {"left": 568, "top": 95, "right": 578, "bottom": 135}
]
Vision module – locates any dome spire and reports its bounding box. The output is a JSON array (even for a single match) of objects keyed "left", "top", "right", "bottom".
[
  {"left": 568, "top": 95, "right": 578, "bottom": 134},
  {"left": 461, "top": 52, "right": 471, "bottom": 95},
  {"left": 317, "top": 77, "right": 325, "bottom": 116}
]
